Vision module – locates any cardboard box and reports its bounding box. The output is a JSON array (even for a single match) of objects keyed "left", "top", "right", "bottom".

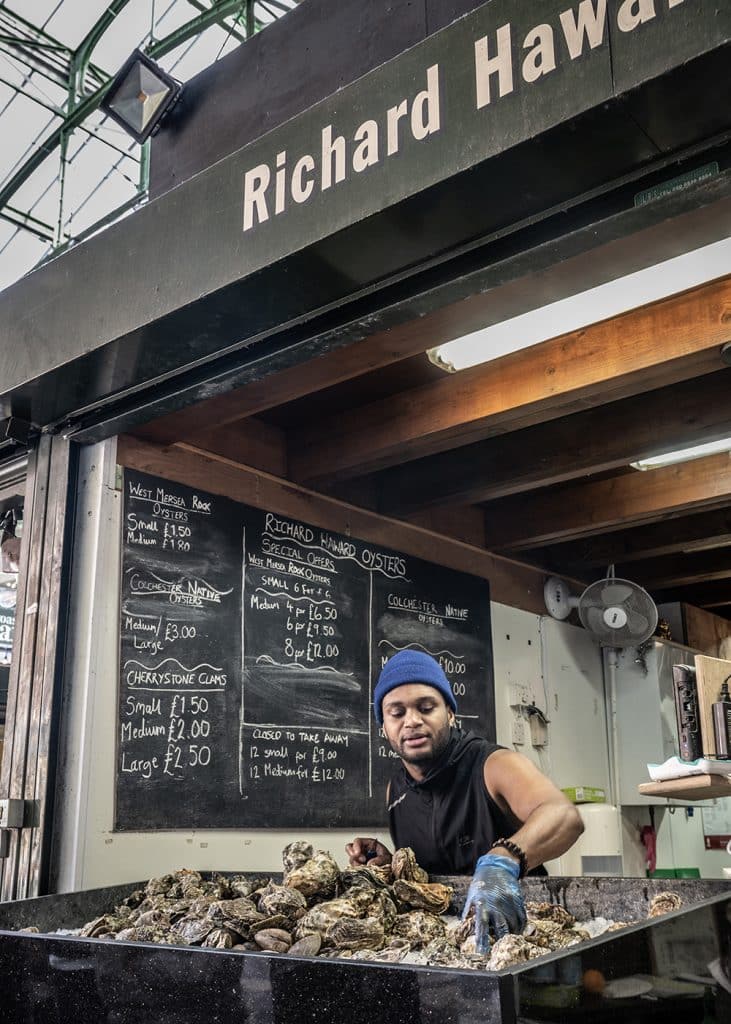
[{"left": 562, "top": 786, "right": 606, "bottom": 804}]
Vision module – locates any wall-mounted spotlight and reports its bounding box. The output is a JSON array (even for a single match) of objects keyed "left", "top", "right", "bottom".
[{"left": 100, "top": 50, "right": 182, "bottom": 144}]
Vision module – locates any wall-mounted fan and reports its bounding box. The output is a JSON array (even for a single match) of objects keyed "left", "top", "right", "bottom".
[{"left": 543, "top": 570, "right": 658, "bottom": 648}]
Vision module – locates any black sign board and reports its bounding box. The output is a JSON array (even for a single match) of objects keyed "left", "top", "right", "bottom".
[{"left": 117, "top": 470, "right": 493, "bottom": 830}]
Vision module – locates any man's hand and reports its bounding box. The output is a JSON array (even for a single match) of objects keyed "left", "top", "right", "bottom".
[
  {"left": 345, "top": 837, "right": 392, "bottom": 867},
  {"left": 461, "top": 854, "right": 527, "bottom": 953}
]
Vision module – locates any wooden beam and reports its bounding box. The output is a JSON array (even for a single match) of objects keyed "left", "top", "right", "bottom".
[
  {"left": 116, "top": 435, "right": 567, "bottom": 616},
  {"left": 288, "top": 275, "right": 731, "bottom": 485},
  {"left": 652, "top": 578, "right": 731, "bottom": 611},
  {"left": 485, "top": 451, "right": 731, "bottom": 551},
  {"left": 377, "top": 371, "right": 731, "bottom": 513},
  {"left": 194, "top": 417, "right": 287, "bottom": 476},
  {"left": 525, "top": 508, "right": 731, "bottom": 570},
  {"left": 618, "top": 548, "right": 731, "bottom": 590}
]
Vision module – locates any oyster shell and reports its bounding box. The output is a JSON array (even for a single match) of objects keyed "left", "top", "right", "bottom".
[
  {"left": 326, "top": 915, "right": 385, "bottom": 951},
  {"left": 523, "top": 919, "right": 581, "bottom": 950},
  {"left": 525, "top": 902, "right": 575, "bottom": 927},
  {"left": 285, "top": 850, "right": 340, "bottom": 900},
  {"left": 391, "top": 910, "right": 445, "bottom": 948},
  {"left": 392, "top": 879, "right": 453, "bottom": 914},
  {"left": 257, "top": 881, "right": 307, "bottom": 924},
  {"left": 488, "top": 934, "right": 543, "bottom": 970},
  {"left": 288, "top": 933, "right": 322, "bottom": 957},
  {"left": 295, "top": 897, "right": 362, "bottom": 940},
  {"left": 282, "top": 841, "right": 314, "bottom": 876},
  {"left": 341, "top": 865, "right": 389, "bottom": 891},
  {"left": 207, "top": 896, "right": 264, "bottom": 938},
  {"left": 648, "top": 892, "right": 683, "bottom": 918},
  {"left": 254, "top": 928, "right": 292, "bottom": 953},
  {"left": 171, "top": 915, "right": 215, "bottom": 945},
  {"left": 391, "top": 847, "right": 428, "bottom": 883},
  {"left": 203, "top": 927, "right": 237, "bottom": 949},
  {"left": 144, "top": 873, "right": 177, "bottom": 898}
]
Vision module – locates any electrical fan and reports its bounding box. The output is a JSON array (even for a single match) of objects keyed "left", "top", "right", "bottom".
[{"left": 543, "top": 570, "right": 658, "bottom": 647}]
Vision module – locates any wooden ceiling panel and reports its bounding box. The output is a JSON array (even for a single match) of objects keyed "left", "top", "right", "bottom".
[
  {"left": 373, "top": 370, "right": 731, "bottom": 514},
  {"left": 149, "top": 273, "right": 731, "bottom": 622},
  {"left": 287, "top": 276, "right": 731, "bottom": 486},
  {"left": 484, "top": 451, "right": 731, "bottom": 551},
  {"left": 523, "top": 507, "right": 731, "bottom": 572}
]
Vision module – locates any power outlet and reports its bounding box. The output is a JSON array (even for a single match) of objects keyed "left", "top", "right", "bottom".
[
  {"left": 512, "top": 715, "right": 526, "bottom": 745},
  {"left": 509, "top": 683, "right": 532, "bottom": 708},
  {"left": 530, "top": 715, "right": 549, "bottom": 747}
]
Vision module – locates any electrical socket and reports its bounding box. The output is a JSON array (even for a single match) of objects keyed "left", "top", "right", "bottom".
[
  {"left": 509, "top": 683, "right": 532, "bottom": 708},
  {"left": 529, "top": 715, "right": 548, "bottom": 747},
  {"left": 512, "top": 715, "right": 526, "bottom": 745}
]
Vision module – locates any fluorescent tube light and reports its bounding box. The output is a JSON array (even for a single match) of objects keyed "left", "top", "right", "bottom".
[
  {"left": 631, "top": 437, "right": 731, "bottom": 471},
  {"left": 427, "top": 238, "right": 731, "bottom": 372}
]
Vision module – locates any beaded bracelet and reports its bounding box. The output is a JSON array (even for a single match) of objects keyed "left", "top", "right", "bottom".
[{"left": 490, "top": 837, "right": 528, "bottom": 879}]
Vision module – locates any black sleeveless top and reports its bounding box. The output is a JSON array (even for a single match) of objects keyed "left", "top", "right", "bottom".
[{"left": 388, "top": 729, "right": 543, "bottom": 876}]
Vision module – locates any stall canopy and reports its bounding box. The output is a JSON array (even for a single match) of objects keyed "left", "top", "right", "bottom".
[{"left": 0, "top": 0, "right": 730, "bottom": 620}]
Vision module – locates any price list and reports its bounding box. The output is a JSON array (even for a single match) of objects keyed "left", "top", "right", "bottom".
[
  {"left": 116, "top": 473, "right": 242, "bottom": 830},
  {"left": 117, "top": 470, "right": 493, "bottom": 830}
]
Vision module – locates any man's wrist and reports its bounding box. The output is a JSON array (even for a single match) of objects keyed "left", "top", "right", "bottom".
[
  {"left": 489, "top": 837, "right": 528, "bottom": 878},
  {"left": 474, "top": 853, "right": 521, "bottom": 879}
]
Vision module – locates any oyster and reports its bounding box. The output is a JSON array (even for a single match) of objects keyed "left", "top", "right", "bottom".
[
  {"left": 203, "top": 927, "right": 237, "bottom": 949},
  {"left": 144, "top": 873, "right": 177, "bottom": 898},
  {"left": 326, "top": 915, "right": 385, "bottom": 951},
  {"left": 341, "top": 865, "right": 390, "bottom": 891},
  {"left": 392, "top": 879, "right": 453, "bottom": 914},
  {"left": 523, "top": 919, "right": 581, "bottom": 950},
  {"left": 288, "top": 933, "right": 322, "bottom": 957},
  {"left": 446, "top": 916, "right": 473, "bottom": 948},
  {"left": 282, "top": 841, "right": 314, "bottom": 876},
  {"left": 488, "top": 934, "right": 543, "bottom": 970},
  {"left": 257, "top": 881, "right": 307, "bottom": 924},
  {"left": 80, "top": 915, "right": 117, "bottom": 939},
  {"left": 391, "top": 847, "right": 428, "bottom": 883},
  {"left": 391, "top": 910, "right": 445, "bottom": 948},
  {"left": 525, "top": 902, "right": 575, "bottom": 927},
  {"left": 285, "top": 850, "right": 340, "bottom": 900},
  {"left": 207, "top": 896, "right": 264, "bottom": 938},
  {"left": 648, "top": 892, "right": 683, "bottom": 918},
  {"left": 254, "top": 928, "right": 292, "bottom": 953},
  {"left": 295, "top": 897, "right": 362, "bottom": 940},
  {"left": 171, "top": 915, "right": 215, "bottom": 945}
]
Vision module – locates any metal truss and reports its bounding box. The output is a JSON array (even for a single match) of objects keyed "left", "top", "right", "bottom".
[{"left": 0, "top": 0, "right": 300, "bottom": 265}]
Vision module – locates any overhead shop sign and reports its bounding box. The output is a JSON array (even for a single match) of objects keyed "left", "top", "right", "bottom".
[{"left": 235, "top": 0, "right": 727, "bottom": 257}]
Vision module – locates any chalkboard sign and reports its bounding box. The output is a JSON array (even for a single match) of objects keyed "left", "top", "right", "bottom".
[{"left": 117, "top": 469, "right": 494, "bottom": 830}]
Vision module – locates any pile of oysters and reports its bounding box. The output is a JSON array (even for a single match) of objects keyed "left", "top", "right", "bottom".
[{"left": 42, "top": 843, "right": 681, "bottom": 971}]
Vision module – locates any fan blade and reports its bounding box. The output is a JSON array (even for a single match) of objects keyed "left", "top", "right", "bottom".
[
  {"left": 627, "top": 611, "right": 651, "bottom": 637},
  {"left": 601, "top": 582, "right": 634, "bottom": 605},
  {"left": 584, "top": 606, "right": 610, "bottom": 635}
]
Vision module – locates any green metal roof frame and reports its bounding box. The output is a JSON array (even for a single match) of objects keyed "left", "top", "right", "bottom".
[{"left": 0, "top": 0, "right": 296, "bottom": 258}]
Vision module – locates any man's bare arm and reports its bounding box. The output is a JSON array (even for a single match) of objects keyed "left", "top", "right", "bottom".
[{"left": 483, "top": 749, "right": 584, "bottom": 869}]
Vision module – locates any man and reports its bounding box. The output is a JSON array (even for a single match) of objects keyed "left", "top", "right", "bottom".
[{"left": 346, "top": 650, "right": 583, "bottom": 951}]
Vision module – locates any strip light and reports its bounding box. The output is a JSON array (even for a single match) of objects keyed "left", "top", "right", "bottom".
[
  {"left": 631, "top": 437, "right": 731, "bottom": 471},
  {"left": 426, "top": 238, "right": 731, "bottom": 373}
]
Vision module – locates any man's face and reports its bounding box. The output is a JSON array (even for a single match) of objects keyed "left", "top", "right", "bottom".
[{"left": 381, "top": 683, "right": 455, "bottom": 772}]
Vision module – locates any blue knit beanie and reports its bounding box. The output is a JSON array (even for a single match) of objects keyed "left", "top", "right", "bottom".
[{"left": 373, "top": 650, "right": 457, "bottom": 725}]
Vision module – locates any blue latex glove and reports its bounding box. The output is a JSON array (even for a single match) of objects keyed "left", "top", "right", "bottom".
[{"left": 461, "top": 853, "right": 527, "bottom": 953}]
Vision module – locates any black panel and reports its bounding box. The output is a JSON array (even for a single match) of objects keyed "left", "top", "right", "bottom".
[
  {"left": 150, "top": 0, "right": 428, "bottom": 199},
  {"left": 0, "top": 2, "right": 728, "bottom": 436}
]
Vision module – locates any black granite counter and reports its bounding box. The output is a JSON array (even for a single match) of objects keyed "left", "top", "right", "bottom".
[{"left": 0, "top": 878, "right": 729, "bottom": 1023}]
